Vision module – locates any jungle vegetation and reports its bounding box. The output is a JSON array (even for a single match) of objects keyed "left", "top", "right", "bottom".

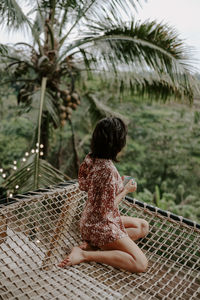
[
  {"left": 0, "top": 0, "right": 199, "bottom": 222},
  {"left": 0, "top": 75, "right": 200, "bottom": 222}
]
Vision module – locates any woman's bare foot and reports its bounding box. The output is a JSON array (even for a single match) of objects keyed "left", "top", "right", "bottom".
[{"left": 58, "top": 247, "right": 85, "bottom": 268}]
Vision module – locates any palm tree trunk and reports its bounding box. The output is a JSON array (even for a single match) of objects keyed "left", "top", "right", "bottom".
[
  {"left": 41, "top": 112, "right": 50, "bottom": 159},
  {"left": 54, "top": 130, "right": 63, "bottom": 170},
  {"left": 34, "top": 77, "right": 47, "bottom": 189},
  {"left": 68, "top": 119, "right": 80, "bottom": 176}
]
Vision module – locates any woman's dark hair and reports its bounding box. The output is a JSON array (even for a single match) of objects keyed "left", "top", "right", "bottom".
[{"left": 90, "top": 117, "right": 127, "bottom": 162}]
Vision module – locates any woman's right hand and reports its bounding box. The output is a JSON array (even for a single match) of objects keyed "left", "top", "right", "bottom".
[{"left": 124, "top": 179, "right": 137, "bottom": 194}]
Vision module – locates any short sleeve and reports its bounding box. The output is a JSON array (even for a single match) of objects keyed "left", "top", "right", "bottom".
[
  {"left": 78, "top": 161, "right": 88, "bottom": 191},
  {"left": 95, "top": 171, "right": 118, "bottom": 215}
]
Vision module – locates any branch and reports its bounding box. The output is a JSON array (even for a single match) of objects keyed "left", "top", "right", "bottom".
[{"left": 59, "top": 0, "right": 97, "bottom": 48}]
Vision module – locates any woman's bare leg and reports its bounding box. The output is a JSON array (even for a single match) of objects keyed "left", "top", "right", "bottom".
[
  {"left": 121, "top": 216, "right": 149, "bottom": 241},
  {"left": 58, "top": 236, "right": 148, "bottom": 273},
  {"left": 77, "top": 217, "right": 149, "bottom": 251}
]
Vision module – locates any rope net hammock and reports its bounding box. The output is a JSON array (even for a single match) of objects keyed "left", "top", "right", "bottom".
[{"left": 0, "top": 181, "right": 199, "bottom": 300}]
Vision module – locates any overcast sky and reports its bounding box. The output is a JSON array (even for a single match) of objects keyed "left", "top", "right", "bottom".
[{"left": 0, "top": 0, "right": 199, "bottom": 71}]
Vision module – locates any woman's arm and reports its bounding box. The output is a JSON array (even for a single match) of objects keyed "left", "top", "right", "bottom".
[{"left": 115, "top": 180, "right": 137, "bottom": 206}]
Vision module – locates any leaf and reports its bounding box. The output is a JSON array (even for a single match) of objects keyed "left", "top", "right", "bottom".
[
  {"left": 0, "top": 0, "right": 30, "bottom": 29},
  {"left": 0, "top": 44, "right": 9, "bottom": 55},
  {"left": 1, "top": 156, "right": 68, "bottom": 194},
  {"left": 43, "top": 93, "right": 60, "bottom": 128},
  {"left": 86, "top": 93, "right": 129, "bottom": 127}
]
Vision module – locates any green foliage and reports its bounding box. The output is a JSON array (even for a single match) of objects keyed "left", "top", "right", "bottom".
[
  {"left": 0, "top": 117, "right": 33, "bottom": 167},
  {"left": 0, "top": 0, "right": 199, "bottom": 199},
  {"left": 48, "top": 75, "right": 200, "bottom": 222},
  {"left": 0, "top": 78, "right": 67, "bottom": 195},
  {"left": 114, "top": 98, "right": 200, "bottom": 222},
  {"left": 2, "top": 156, "right": 66, "bottom": 194},
  {"left": 0, "top": 0, "right": 198, "bottom": 142}
]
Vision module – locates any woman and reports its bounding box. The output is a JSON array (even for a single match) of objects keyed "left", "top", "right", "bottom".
[{"left": 58, "top": 117, "right": 149, "bottom": 273}]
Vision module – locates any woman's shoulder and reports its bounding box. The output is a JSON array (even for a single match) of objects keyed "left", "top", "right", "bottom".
[
  {"left": 94, "top": 157, "right": 113, "bottom": 169},
  {"left": 94, "top": 159, "right": 118, "bottom": 180},
  {"left": 82, "top": 153, "right": 117, "bottom": 176}
]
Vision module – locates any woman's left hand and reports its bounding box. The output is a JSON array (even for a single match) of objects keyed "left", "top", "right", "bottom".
[{"left": 124, "top": 179, "right": 137, "bottom": 194}]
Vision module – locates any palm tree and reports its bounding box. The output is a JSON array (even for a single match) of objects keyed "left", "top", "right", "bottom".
[{"left": 0, "top": 0, "right": 197, "bottom": 193}]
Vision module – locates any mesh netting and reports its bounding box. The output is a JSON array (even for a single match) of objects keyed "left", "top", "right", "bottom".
[{"left": 0, "top": 182, "right": 199, "bottom": 300}]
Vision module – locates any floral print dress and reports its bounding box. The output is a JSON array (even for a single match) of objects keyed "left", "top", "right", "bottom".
[{"left": 78, "top": 154, "right": 128, "bottom": 248}]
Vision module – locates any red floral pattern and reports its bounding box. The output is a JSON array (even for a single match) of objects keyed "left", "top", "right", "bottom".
[{"left": 78, "top": 154, "right": 128, "bottom": 247}]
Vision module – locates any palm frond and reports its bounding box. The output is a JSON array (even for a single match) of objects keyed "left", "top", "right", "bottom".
[
  {"left": 83, "top": 21, "right": 192, "bottom": 72},
  {"left": 1, "top": 157, "right": 68, "bottom": 194},
  {"left": 58, "top": 0, "right": 142, "bottom": 47},
  {"left": 94, "top": 69, "right": 198, "bottom": 102},
  {"left": 130, "top": 72, "right": 195, "bottom": 102},
  {"left": 44, "top": 92, "right": 60, "bottom": 128},
  {"left": 60, "top": 20, "right": 196, "bottom": 101},
  {"left": 58, "top": 8, "right": 68, "bottom": 37},
  {"left": 82, "top": 0, "right": 142, "bottom": 25},
  {"left": 31, "top": 9, "right": 45, "bottom": 40},
  {"left": 17, "top": 87, "right": 60, "bottom": 129},
  {"left": 0, "top": 0, "right": 30, "bottom": 29},
  {"left": 86, "top": 93, "right": 129, "bottom": 127},
  {"left": 0, "top": 44, "right": 9, "bottom": 55},
  {"left": 0, "top": 44, "right": 34, "bottom": 71},
  {"left": 59, "top": 22, "right": 186, "bottom": 72},
  {"left": 59, "top": 0, "right": 97, "bottom": 47}
]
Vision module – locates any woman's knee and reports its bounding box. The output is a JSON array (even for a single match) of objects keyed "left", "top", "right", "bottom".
[
  {"left": 136, "top": 255, "right": 148, "bottom": 273},
  {"left": 130, "top": 253, "right": 148, "bottom": 273}
]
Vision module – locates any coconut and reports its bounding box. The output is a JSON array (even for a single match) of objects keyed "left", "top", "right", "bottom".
[
  {"left": 59, "top": 105, "right": 66, "bottom": 112},
  {"left": 61, "top": 90, "right": 70, "bottom": 100},
  {"left": 63, "top": 90, "right": 70, "bottom": 96},
  {"left": 71, "top": 92, "right": 79, "bottom": 101},
  {"left": 68, "top": 102, "right": 73, "bottom": 107},
  {"left": 72, "top": 103, "right": 77, "bottom": 110},
  {"left": 60, "top": 112, "right": 67, "bottom": 119},
  {"left": 66, "top": 94, "right": 71, "bottom": 101},
  {"left": 65, "top": 107, "right": 72, "bottom": 114},
  {"left": 61, "top": 120, "right": 66, "bottom": 127}
]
